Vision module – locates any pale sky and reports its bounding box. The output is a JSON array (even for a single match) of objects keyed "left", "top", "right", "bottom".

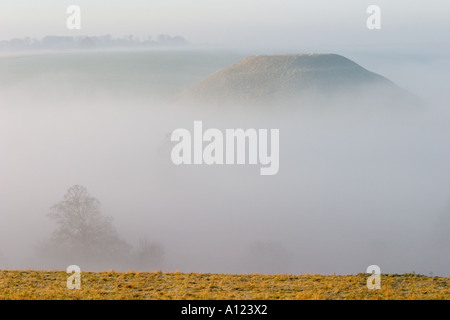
[{"left": 1, "top": 0, "right": 449, "bottom": 51}]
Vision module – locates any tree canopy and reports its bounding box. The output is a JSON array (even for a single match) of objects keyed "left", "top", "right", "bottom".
[{"left": 43, "top": 185, "right": 130, "bottom": 267}]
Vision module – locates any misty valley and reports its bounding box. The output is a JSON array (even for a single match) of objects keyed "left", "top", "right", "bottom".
[{"left": 0, "top": 48, "right": 449, "bottom": 279}]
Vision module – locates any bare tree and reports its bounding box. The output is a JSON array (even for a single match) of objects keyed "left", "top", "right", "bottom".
[{"left": 41, "top": 185, "right": 130, "bottom": 269}]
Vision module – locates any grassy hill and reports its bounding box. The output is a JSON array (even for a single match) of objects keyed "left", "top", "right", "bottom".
[
  {"left": 1, "top": 270, "right": 448, "bottom": 300},
  {"left": 173, "top": 53, "right": 415, "bottom": 107}
]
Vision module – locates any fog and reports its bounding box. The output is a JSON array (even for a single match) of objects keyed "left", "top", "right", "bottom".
[
  {"left": 1, "top": 1, "right": 450, "bottom": 52},
  {"left": 0, "top": 48, "right": 449, "bottom": 276}
]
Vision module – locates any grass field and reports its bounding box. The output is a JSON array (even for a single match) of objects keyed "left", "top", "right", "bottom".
[{"left": 0, "top": 270, "right": 448, "bottom": 300}]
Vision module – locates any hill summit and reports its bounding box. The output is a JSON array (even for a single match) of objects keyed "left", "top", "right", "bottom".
[{"left": 173, "top": 53, "right": 410, "bottom": 107}]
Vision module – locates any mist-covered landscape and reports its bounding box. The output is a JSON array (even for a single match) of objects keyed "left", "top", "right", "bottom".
[
  {"left": 0, "top": 0, "right": 449, "bottom": 301},
  {"left": 1, "top": 47, "right": 449, "bottom": 277}
]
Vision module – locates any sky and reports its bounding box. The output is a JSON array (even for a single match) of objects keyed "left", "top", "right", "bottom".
[{"left": 0, "top": 0, "right": 449, "bottom": 51}]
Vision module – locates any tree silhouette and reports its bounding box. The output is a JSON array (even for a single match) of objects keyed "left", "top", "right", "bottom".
[{"left": 42, "top": 185, "right": 130, "bottom": 268}]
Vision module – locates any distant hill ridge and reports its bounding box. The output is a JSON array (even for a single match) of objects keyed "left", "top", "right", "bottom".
[{"left": 173, "top": 53, "right": 412, "bottom": 107}]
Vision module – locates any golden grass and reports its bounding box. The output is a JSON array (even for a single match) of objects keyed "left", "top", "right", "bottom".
[{"left": 0, "top": 270, "right": 448, "bottom": 300}]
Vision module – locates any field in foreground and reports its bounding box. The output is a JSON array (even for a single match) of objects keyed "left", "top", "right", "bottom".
[{"left": 0, "top": 270, "right": 448, "bottom": 300}]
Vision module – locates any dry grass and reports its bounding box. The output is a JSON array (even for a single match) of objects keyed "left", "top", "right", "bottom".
[{"left": 0, "top": 270, "right": 448, "bottom": 300}]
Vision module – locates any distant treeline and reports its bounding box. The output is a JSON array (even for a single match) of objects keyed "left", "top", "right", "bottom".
[{"left": 0, "top": 34, "right": 189, "bottom": 51}]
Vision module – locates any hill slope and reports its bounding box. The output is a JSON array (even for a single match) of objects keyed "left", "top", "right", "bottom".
[{"left": 173, "top": 53, "right": 414, "bottom": 107}]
